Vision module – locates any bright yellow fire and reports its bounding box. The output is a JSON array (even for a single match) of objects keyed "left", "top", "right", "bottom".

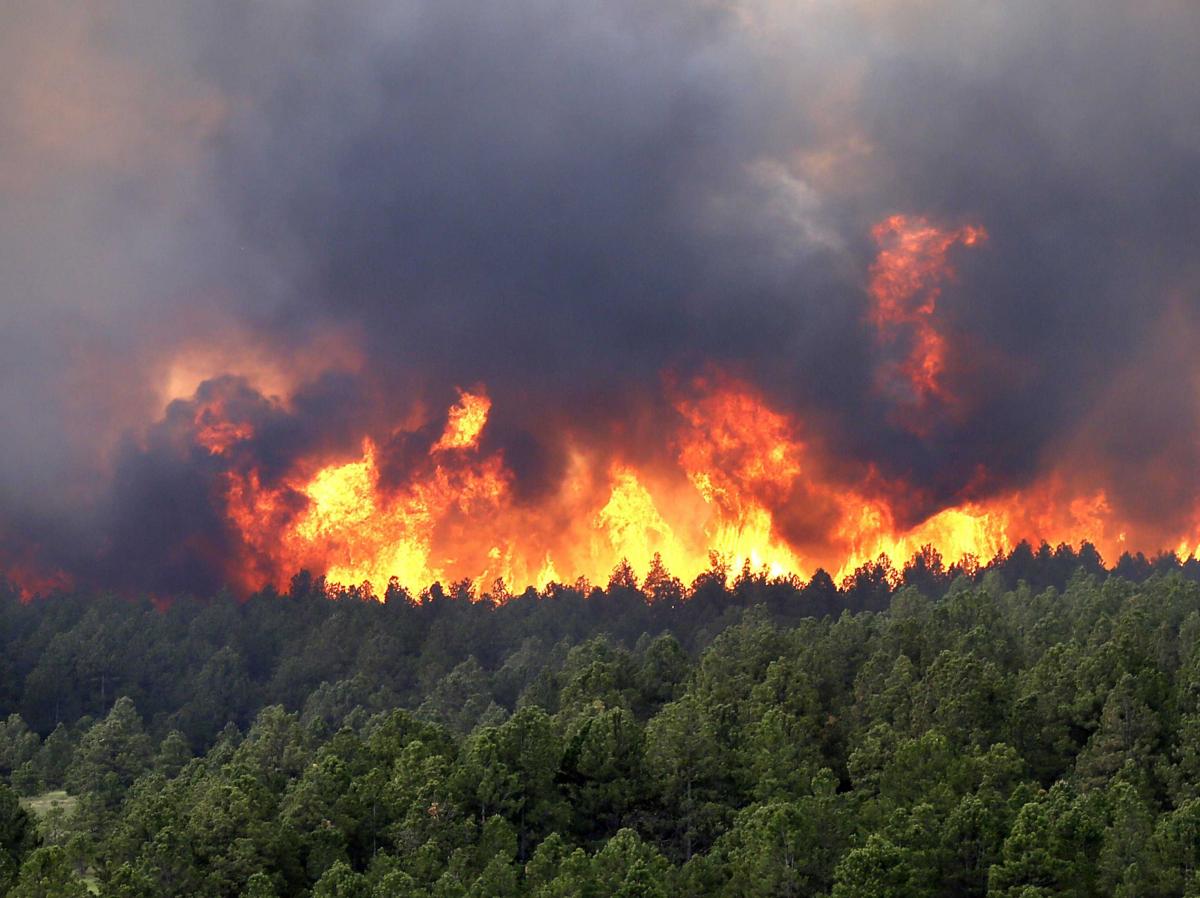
[{"left": 218, "top": 377, "right": 1169, "bottom": 599}]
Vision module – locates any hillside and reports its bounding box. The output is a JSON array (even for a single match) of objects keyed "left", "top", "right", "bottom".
[{"left": 0, "top": 547, "right": 1198, "bottom": 895}]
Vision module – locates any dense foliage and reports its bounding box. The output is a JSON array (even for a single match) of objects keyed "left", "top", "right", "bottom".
[{"left": 0, "top": 542, "right": 1198, "bottom": 896}]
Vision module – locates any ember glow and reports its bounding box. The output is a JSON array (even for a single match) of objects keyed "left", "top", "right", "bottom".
[{"left": 2, "top": 1, "right": 1198, "bottom": 597}]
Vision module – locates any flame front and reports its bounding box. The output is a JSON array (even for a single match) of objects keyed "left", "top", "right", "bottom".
[
  {"left": 209, "top": 372, "right": 1193, "bottom": 597},
  {"left": 227, "top": 391, "right": 514, "bottom": 593}
]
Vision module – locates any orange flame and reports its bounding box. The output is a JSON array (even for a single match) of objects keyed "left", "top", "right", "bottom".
[
  {"left": 431, "top": 389, "right": 491, "bottom": 452},
  {"left": 868, "top": 214, "right": 987, "bottom": 424},
  {"left": 225, "top": 397, "right": 514, "bottom": 593},
  {"left": 208, "top": 367, "right": 1194, "bottom": 598},
  {"left": 1, "top": 561, "right": 73, "bottom": 600}
]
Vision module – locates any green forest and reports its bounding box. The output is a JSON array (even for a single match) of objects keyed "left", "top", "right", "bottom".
[{"left": 0, "top": 543, "right": 1199, "bottom": 897}]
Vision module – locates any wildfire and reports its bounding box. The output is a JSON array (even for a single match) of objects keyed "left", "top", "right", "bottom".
[
  {"left": 170, "top": 211, "right": 1197, "bottom": 597},
  {"left": 7, "top": 213, "right": 1196, "bottom": 601},
  {"left": 868, "top": 214, "right": 987, "bottom": 425},
  {"left": 194, "top": 408, "right": 255, "bottom": 456},
  {"left": 432, "top": 390, "right": 491, "bottom": 452},
  {"left": 208, "top": 369, "right": 1178, "bottom": 598},
  {"left": 0, "top": 557, "right": 73, "bottom": 598},
  {"left": 225, "top": 396, "right": 514, "bottom": 593}
]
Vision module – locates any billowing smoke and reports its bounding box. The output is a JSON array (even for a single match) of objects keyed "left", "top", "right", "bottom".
[{"left": 2, "top": 0, "right": 1198, "bottom": 595}]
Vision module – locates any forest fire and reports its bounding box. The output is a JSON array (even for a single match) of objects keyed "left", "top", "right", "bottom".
[
  {"left": 867, "top": 214, "right": 987, "bottom": 426},
  {"left": 5, "top": 5, "right": 1200, "bottom": 894},
  {"left": 88, "top": 208, "right": 1177, "bottom": 601},
  {"left": 2, "top": 201, "right": 1197, "bottom": 599},
  {"left": 167, "top": 369, "right": 1191, "bottom": 599}
]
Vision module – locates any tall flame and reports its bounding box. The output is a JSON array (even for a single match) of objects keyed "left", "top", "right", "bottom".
[
  {"left": 210, "top": 371, "right": 1189, "bottom": 598},
  {"left": 432, "top": 390, "right": 491, "bottom": 452},
  {"left": 868, "top": 214, "right": 987, "bottom": 425}
]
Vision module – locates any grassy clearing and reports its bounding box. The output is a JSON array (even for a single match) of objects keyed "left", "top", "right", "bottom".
[{"left": 19, "top": 789, "right": 77, "bottom": 819}]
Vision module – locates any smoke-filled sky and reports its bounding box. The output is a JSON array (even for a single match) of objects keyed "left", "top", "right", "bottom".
[{"left": 2, "top": 0, "right": 1199, "bottom": 596}]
